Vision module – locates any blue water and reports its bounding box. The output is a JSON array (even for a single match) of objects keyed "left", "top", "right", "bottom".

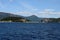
[{"left": 0, "top": 22, "right": 60, "bottom": 40}]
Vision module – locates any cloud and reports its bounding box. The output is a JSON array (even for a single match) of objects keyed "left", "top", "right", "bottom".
[
  {"left": 15, "top": 11, "right": 33, "bottom": 16},
  {"left": 14, "top": 9, "right": 60, "bottom": 18},
  {"left": 44, "top": 9, "right": 55, "bottom": 12},
  {"left": 37, "top": 9, "right": 60, "bottom": 18},
  {"left": 39, "top": 9, "right": 60, "bottom": 14}
]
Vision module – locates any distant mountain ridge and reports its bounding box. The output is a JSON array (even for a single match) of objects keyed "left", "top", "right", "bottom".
[
  {"left": 0, "top": 12, "right": 25, "bottom": 20},
  {"left": 0, "top": 12, "right": 11, "bottom": 19},
  {"left": 0, "top": 12, "right": 41, "bottom": 21},
  {"left": 0, "top": 12, "right": 60, "bottom": 23},
  {"left": 0, "top": 12, "right": 30, "bottom": 22}
]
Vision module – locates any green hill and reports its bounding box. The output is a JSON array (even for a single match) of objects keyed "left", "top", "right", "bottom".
[{"left": 0, "top": 16, "right": 30, "bottom": 22}]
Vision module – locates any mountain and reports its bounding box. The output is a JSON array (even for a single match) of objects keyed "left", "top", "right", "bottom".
[
  {"left": 0, "top": 12, "right": 30, "bottom": 22},
  {"left": 0, "top": 12, "right": 11, "bottom": 20},
  {"left": 0, "top": 12, "right": 60, "bottom": 23},
  {"left": 26, "top": 15, "right": 41, "bottom": 21},
  {"left": 1, "top": 16, "right": 30, "bottom": 22},
  {"left": 0, "top": 12, "right": 43, "bottom": 22},
  {"left": 0, "top": 12, "right": 25, "bottom": 20}
]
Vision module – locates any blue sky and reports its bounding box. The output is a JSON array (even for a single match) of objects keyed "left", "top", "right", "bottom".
[{"left": 0, "top": 0, "right": 60, "bottom": 18}]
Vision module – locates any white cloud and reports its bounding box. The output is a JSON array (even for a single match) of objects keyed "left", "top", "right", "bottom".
[
  {"left": 38, "top": 9, "right": 60, "bottom": 14},
  {"left": 14, "top": 9, "right": 60, "bottom": 18},
  {"left": 15, "top": 11, "right": 33, "bottom": 16},
  {"left": 37, "top": 9, "right": 60, "bottom": 18},
  {"left": 44, "top": 9, "right": 55, "bottom": 12}
]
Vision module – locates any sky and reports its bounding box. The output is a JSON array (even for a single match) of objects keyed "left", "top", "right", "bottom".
[{"left": 0, "top": 0, "right": 60, "bottom": 18}]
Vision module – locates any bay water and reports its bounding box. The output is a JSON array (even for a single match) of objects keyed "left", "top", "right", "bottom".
[{"left": 0, "top": 22, "right": 60, "bottom": 40}]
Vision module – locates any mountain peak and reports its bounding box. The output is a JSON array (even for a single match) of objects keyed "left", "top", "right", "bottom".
[
  {"left": 29, "top": 15, "right": 38, "bottom": 18},
  {"left": 26, "top": 15, "right": 40, "bottom": 21}
]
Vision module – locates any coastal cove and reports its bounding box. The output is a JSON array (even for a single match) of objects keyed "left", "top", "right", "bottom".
[{"left": 0, "top": 22, "right": 60, "bottom": 40}]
